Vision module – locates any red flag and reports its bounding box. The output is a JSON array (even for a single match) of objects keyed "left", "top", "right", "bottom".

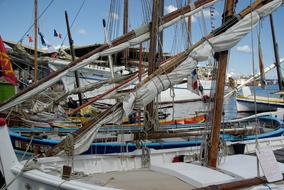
[
  {"left": 0, "top": 36, "right": 17, "bottom": 85},
  {"left": 28, "top": 35, "right": 33, "bottom": 43}
]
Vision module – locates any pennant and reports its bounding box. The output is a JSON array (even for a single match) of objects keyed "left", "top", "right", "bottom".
[
  {"left": 27, "top": 34, "right": 33, "bottom": 43},
  {"left": 38, "top": 29, "right": 46, "bottom": 46},
  {"left": 54, "top": 29, "right": 58, "bottom": 37},
  {"left": 54, "top": 29, "right": 62, "bottom": 39},
  {"left": 0, "top": 35, "right": 17, "bottom": 85},
  {"left": 187, "top": 69, "right": 201, "bottom": 95},
  {"left": 258, "top": 34, "right": 266, "bottom": 88}
]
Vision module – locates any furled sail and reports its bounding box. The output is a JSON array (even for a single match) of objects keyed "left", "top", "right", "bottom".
[
  {"left": 0, "top": 0, "right": 220, "bottom": 112},
  {"left": 47, "top": 0, "right": 283, "bottom": 156}
]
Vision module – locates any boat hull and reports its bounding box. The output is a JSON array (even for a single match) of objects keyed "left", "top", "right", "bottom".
[{"left": 236, "top": 96, "right": 284, "bottom": 112}]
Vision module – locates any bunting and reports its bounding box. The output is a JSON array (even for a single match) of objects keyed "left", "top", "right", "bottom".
[
  {"left": 210, "top": 6, "right": 215, "bottom": 30},
  {"left": 27, "top": 34, "right": 33, "bottom": 43},
  {"left": 258, "top": 34, "right": 266, "bottom": 88},
  {"left": 54, "top": 29, "right": 62, "bottom": 39},
  {"left": 0, "top": 36, "right": 17, "bottom": 85},
  {"left": 38, "top": 29, "right": 47, "bottom": 46},
  {"left": 187, "top": 68, "right": 202, "bottom": 95}
]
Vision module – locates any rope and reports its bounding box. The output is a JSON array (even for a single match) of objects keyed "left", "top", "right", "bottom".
[
  {"left": 170, "top": 87, "right": 175, "bottom": 121},
  {"left": 60, "top": 0, "right": 86, "bottom": 47},
  {"left": 249, "top": 0, "right": 261, "bottom": 177}
]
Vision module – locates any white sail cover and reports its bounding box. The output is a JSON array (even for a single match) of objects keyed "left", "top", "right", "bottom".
[
  {"left": 71, "top": 0, "right": 283, "bottom": 155},
  {"left": 0, "top": 0, "right": 222, "bottom": 112},
  {"left": 123, "top": 0, "right": 282, "bottom": 116}
]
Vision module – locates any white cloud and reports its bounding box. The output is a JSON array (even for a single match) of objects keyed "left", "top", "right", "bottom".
[
  {"left": 78, "top": 28, "right": 87, "bottom": 35},
  {"left": 236, "top": 45, "right": 252, "bottom": 53},
  {"left": 165, "top": 5, "right": 177, "bottom": 13}
]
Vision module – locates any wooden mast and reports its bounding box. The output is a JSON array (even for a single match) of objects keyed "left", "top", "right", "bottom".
[
  {"left": 269, "top": 14, "right": 284, "bottom": 90},
  {"left": 208, "top": 0, "right": 235, "bottom": 168},
  {"left": 145, "top": 0, "right": 160, "bottom": 132},
  {"left": 65, "top": 11, "right": 83, "bottom": 105},
  {"left": 123, "top": 0, "right": 129, "bottom": 68},
  {"left": 34, "top": 0, "right": 38, "bottom": 82},
  {"left": 188, "top": 0, "right": 192, "bottom": 44},
  {"left": 158, "top": 0, "right": 164, "bottom": 61}
]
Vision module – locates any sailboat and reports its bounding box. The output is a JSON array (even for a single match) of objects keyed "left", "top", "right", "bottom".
[
  {"left": 236, "top": 13, "right": 284, "bottom": 113},
  {"left": 1, "top": 1, "right": 284, "bottom": 190}
]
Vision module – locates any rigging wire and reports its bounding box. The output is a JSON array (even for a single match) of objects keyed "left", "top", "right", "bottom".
[
  {"left": 249, "top": 0, "right": 261, "bottom": 177},
  {"left": 60, "top": 0, "right": 87, "bottom": 47},
  {"left": 18, "top": 0, "right": 55, "bottom": 43}
]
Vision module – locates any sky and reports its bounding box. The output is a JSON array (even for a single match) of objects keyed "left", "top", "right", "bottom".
[{"left": 0, "top": 0, "right": 284, "bottom": 79}]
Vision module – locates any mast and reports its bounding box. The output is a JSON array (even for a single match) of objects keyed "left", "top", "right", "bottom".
[
  {"left": 145, "top": 0, "right": 160, "bottom": 132},
  {"left": 208, "top": 0, "right": 235, "bottom": 168},
  {"left": 102, "top": 19, "right": 115, "bottom": 79},
  {"left": 65, "top": 11, "right": 83, "bottom": 105},
  {"left": 34, "top": 0, "right": 38, "bottom": 82},
  {"left": 188, "top": 0, "right": 192, "bottom": 45},
  {"left": 269, "top": 14, "right": 284, "bottom": 90},
  {"left": 158, "top": 0, "right": 164, "bottom": 61},
  {"left": 123, "top": 0, "right": 129, "bottom": 68}
]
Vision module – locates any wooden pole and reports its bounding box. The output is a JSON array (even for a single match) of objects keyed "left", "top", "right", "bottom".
[
  {"left": 145, "top": 0, "right": 160, "bottom": 132},
  {"left": 188, "top": 0, "right": 192, "bottom": 45},
  {"left": 269, "top": 14, "right": 284, "bottom": 90},
  {"left": 208, "top": 0, "right": 235, "bottom": 168},
  {"left": 123, "top": 0, "right": 129, "bottom": 67},
  {"left": 158, "top": 0, "right": 164, "bottom": 61},
  {"left": 34, "top": 0, "right": 38, "bottom": 82},
  {"left": 65, "top": 11, "right": 83, "bottom": 106}
]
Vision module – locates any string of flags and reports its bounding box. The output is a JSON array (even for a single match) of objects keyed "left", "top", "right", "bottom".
[
  {"left": 54, "top": 29, "right": 62, "bottom": 39},
  {"left": 26, "top": 29, "right": 62, "bottom": 44},
  {"left": 210, "top": 6, "right": 215, "bottom": 30}
]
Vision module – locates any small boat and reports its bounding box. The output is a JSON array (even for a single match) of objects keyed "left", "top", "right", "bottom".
[
  {"left": 236, "top": 87, "right": 284, "bottom": 112},
  {"left": 9, "top": 111, "right": 284, "bottom": 157}
]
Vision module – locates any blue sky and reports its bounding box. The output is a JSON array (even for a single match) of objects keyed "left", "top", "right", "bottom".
[{"left": 0, "top": 0, "right": 284, "bottom": 79}]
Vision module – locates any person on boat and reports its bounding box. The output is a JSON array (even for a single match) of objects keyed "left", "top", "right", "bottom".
[{"left": 67, "top": 97, "right": 78, "bottom": 109}]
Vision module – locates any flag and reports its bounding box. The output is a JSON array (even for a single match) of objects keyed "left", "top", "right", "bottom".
[
  {"left": 258, "top": 34, "right": 266, "bottom": 88},
  {"left": 187, "top": 69, "right": 201, "bottom": 95},
  {"left": 0, "top": 35, "right": 17, "bottom": 85},
  {"left": 38, "top": 29, "right": 47, "bottom": 46},
  {"left": 27, "top": 34, "right": 33, "bottom": 43},
  {"left": 54, "top": 29, "right": 62, "bottom": 39}
]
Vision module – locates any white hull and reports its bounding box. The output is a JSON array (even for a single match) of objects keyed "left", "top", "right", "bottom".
[
  {"left": 49, "top": 60, "right": 215, "bottom": 104},
  {"left": 236, "top": 96, "right": 284, "bottom": 112},
  {"left": 2, "top": 122, "right": 284, "bottom": 190}
]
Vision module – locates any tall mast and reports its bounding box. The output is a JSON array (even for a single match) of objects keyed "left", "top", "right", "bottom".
[
  {"left": 208, "top": 0, "right": 235, "bottom": 168},
  {"left": 158, "top": 0, "right": 164, "bottom": 60},
  {"left": 123, "top": 0, "right": 129, "bottom": 68},
  {"left": 188, "top": 0, "right": 192, "bottom": 45},
  {"left": 145, "top": 0, "right": 160, "bottom": 132},
  {"left": 65, "top": 11, "right": 83, "bottom": 105},
  {"left": 269, "top": 14, "right": 284, "bottom": 90},
  {"left": 34, "top": 0, "right": 38, "bottom": 82}
]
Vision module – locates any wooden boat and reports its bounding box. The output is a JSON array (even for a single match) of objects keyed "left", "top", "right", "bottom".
[
  {"left": 9, "top": 112, "right": 284, "bottom": 157},
  {"left": 1, "top": 1, "right": 284, "bottom": 190},
  {"left": 236, "top": 95, "right": 284, "bottom": 112},
  {"left": 236, "top": 86, "right": 284, "bottom": 112}
]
